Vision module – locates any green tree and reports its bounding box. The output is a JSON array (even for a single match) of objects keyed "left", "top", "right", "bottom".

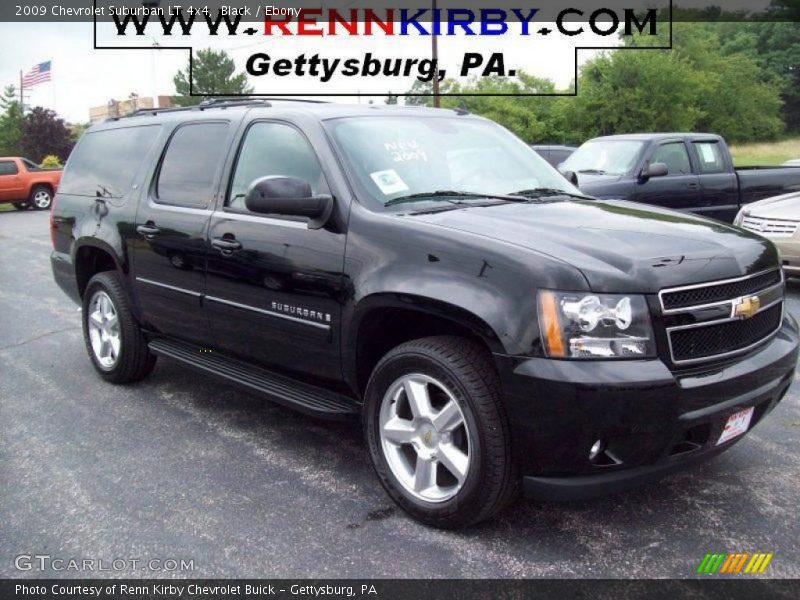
[
  {"left": 20, "top": 107, "right": 74, "bottom": 163},
  {"left": 0, "top": 85, "right": 23, "bottom": 156},
  {"left": 404, "top": 80, "right": 434, "bottom": 106},
  {"left": 173, "top": 48, "right": 253, "bottom": 106}
]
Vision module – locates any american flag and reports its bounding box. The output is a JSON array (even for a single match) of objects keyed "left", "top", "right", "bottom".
[{"left": 22, "top": 61, "right": 52, "bottom": 88}]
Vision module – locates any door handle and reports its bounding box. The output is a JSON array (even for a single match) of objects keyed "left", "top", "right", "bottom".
[
  {"left": 211, "top": 237, "right": 242, "bottom": 255},
  {"left": 687, "top": 183, "right": 700, "bottom": 190},
  {"left": 136, "top": 224, "right": 160, "bottom": 239}
]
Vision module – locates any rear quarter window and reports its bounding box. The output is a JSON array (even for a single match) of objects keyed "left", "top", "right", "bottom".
[{"left": 59, "top": 125, "right": 161, "bottom": 198}]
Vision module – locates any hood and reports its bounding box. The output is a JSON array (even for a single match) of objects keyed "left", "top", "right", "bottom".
[
  {"left": 411, "top": 199, "right": 778, "bottom": 293},
  {"left": 743, "top": 191, "right": 800, "bottom": 219}
]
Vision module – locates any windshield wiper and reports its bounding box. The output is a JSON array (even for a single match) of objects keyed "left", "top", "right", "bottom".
[
  {"left": 509, "top": 188, "right": 594, "bottom": 201},
  {"left": 577, "top": 169, "right": 608, "bottom": 175},
  {"left": 384, "top": 190, "right": 523, "bottom": 208}
]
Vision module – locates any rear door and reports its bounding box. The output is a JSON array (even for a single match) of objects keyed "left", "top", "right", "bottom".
[
  {"left": 634, "top": 140, "right": 701, "bottom": 212},
  {"left": 204, "top": 119, "right": 347, "bottom": 381},
  {"left": 690, "top": 139, "right": 739, "bottom": 221},
  {"left": 133, "top": 120, "right": 236, "bottom": 344},
  {"left": 0, "top": 160, "right": 24, "bottom": 201}
]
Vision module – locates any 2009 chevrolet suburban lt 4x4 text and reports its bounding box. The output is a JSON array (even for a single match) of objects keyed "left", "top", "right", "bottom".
[{"left": 51, "top": 100, "right": 799, "bottom": 528}]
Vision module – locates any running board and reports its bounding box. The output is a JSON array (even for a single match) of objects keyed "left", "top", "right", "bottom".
[{"left": 148, "top": 338, "right": 359, "bottom": 420}]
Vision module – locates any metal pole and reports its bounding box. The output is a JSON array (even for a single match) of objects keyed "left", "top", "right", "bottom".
[
  {"left": 432, "top": 0, "right": 440, "bottom": 107},
  {"left": 19, "top": 70, "right": 23, "bottom": 114}
]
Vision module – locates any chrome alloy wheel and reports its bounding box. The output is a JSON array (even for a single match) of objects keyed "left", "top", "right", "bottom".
[
  {"left": 87, "top": 291, "right": 121, "bottom": 369},
  {"left": 33, "top": 189, "right": 51, "bottom": 209},
  {"left": 379, "top": 374, "right": 471, "bottom": 502}
]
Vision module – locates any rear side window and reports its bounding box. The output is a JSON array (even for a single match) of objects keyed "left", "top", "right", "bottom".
[
  {"left": 693, "top": 141, "right": 727, "bottom": 174},
  {"left": 0, "top": 161, "right": 18, "bottom": 175},
  {"left": 156, "top": 122, "right": 230, "bottom": 208},
  {"left": 59, "top": 125, "right": 161, "bottom": 197}
]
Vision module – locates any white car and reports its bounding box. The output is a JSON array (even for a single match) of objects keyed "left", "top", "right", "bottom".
[
  {"left": 735, "top": 191, "right": 800, "bottom": 275},
  {"left": 784, "top": 159, "right": 800, "bottom": 167}
]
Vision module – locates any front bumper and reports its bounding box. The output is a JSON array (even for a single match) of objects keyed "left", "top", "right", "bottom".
[{"left": 494, "top": 316, "right": 798, "bottom": 501}]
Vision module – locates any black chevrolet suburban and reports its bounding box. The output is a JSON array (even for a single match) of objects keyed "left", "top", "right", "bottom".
[{"left": 51, "top": 100, "right": 799, "bottom": 528}]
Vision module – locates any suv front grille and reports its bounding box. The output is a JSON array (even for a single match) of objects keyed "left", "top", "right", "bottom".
[
  {"left": 669, "top": 304, "right": 783, "bottom": 363},
  {"left": 661, "top": 269, "right": 782, "bottom": 311},
  {"left": 660, "top": 269, "right": 784, "bottom": 365}
]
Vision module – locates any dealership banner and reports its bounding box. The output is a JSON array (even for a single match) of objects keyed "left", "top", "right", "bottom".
[{"left": 0, "top": 1, "right": 790, "bottom": 98}]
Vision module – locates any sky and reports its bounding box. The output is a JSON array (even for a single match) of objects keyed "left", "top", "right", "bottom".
[{"left": 0, "top": 21, "right": 623, "bottom": 123}]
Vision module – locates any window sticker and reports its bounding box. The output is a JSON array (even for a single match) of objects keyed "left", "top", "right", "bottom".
[
  {"left": 699, "top": 143, "right": 717, "bottom": 164},
  {"left": 370, "top": 169, "right": 410, "bottom": 195}
]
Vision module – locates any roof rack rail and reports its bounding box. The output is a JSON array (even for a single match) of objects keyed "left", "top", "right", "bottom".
[
  {"left": 106, "top": 97, "right": 330, "bottom": 122},
  {"left": 251, "top": 97, "right": 330, "bottom": 104}
]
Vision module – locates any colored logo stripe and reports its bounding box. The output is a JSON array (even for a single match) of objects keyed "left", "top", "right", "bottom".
[{"left": 697, "top": 553, "right": 773, "bottom": 574}]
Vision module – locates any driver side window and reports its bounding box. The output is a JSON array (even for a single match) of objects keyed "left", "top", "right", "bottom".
[
  {"left": 651, "top": 142, "right": 692, "bottom": 176},
  {"left": 228, "top": 122, "right": 324, "bottom": 212}
]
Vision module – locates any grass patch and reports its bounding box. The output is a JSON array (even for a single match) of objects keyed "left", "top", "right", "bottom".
[
  {"left": 730, "top": 137, "right": 800, "bottom": 167},
  {"left": 0, "top": 203, "right": 16, "bottom": 212}
]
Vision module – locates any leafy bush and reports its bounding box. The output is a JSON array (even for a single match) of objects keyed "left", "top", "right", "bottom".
[{"left": 40, "top": 155, "right": 62, "bottom": 169}]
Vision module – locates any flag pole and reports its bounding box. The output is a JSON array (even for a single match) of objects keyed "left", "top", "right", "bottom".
[
  {"left": 51, "top": 62, "right": 57, "bottom": 113},
  {"left": 19, "top": 70, "right": 24, "bottom": 114}
]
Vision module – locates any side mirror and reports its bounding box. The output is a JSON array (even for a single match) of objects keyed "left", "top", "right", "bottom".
[
  {"left": 245, "top": 176, "right": 333, "bottom": 230},
  {"left": 562, "top": 170, "right": 579, "bottom": 186},
  {"left": 642, "top": 162, "right": 669, "bottom": 180}
]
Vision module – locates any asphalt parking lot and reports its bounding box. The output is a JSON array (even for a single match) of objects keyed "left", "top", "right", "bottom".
[{"left": 1, "top": 209, "right": 799, "bottom": 579}]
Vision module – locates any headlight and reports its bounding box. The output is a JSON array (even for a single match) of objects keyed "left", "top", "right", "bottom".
[{"left": 538, "top": 290, "right": 656, "bottom": 359}]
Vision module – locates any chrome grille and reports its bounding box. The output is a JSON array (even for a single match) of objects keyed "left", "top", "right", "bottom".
[
  {"left": 741, "top": 215, "right": 798, "bottom": 238},
  {"left": 660, "top": 269, "right": 784, "bottom": 365}
]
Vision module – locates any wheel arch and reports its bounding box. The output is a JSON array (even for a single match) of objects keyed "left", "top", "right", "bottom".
[
  {"left": 344, "top": 292, "right": 505, "bottom": 397},
  {"left": 72, "top": 238, "right": 127, "bottom": 299}
]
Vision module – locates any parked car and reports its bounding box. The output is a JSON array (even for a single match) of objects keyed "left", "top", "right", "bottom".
[
  {"left": 530, "top": 144, "right": 576, "bottom": 168},
  {"left": 51, "top": 101, "right": 798, "bottom": 528},
  {"left": 560, "top": 133, "right": 800, "bottom": 222},
  {"left": 0, "top": 156, "right": 62, "bottom": 210},
  {"left": 735, "top": 192, "right": 800, "bottom": 276},
  {"left": 783, "top": 159, "right": 800, "bottom": 167}
]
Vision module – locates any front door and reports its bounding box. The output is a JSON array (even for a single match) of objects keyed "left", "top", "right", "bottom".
[
  {"left": 635, "top": 141, "right": 702, "bottom": 213},
  {"left": 204, "top": 120, "right": 346, "bottom": 381},
  {"left": 133, "top": 120, "right": 235, "bottom": 344}
]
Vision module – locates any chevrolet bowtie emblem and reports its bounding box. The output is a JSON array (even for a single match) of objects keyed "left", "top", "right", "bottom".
[{"left": 733, "top": 295, "right": 761, "bottom": 320}]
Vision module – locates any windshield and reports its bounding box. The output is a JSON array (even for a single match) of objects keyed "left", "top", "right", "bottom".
[
  {"left": 561, "top": 140, "right": 645, "bottom": 176},
  {"left": 326, "top": 116, "right": 581, "bottom": 211}
]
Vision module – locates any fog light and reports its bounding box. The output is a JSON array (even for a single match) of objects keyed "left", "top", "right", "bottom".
[{"left": 589, "top": 439, "right": 604, "bottom": 461}]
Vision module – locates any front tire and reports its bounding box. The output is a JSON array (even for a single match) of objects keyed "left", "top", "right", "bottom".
[
  {"left": 29, "top": 185, "right": 53, "bottom": 210},
  {"left": 82, "top": 271, "right": 156, "bottom": 383},
  {"left": 364, "top": 336, "right": 518, "bottom": 528}
]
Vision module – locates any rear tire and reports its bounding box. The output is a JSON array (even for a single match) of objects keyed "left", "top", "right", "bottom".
[
  {"left": 82, "top": 271, "right": 156, "bottom": 383},
  {"left": 29, "top": 185, "right": 52, "bottom": 210},
  {"left": 364, "top": 336, "right": 518, "bottom": 529}
]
